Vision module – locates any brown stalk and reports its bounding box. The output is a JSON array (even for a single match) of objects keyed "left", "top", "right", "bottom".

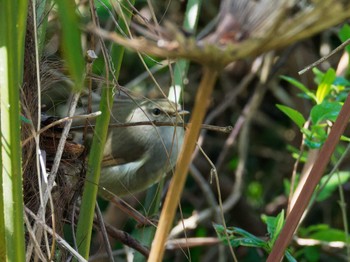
[
  {"left": 147, "top": 67, "right": 219, "bottom": 261},
  {"left": 267, "top": 92, "right": 350, "bottom": 261}
]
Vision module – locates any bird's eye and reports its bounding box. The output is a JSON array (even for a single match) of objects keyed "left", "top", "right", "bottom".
[{"left": 152, "top": 108, "right": 162, "bottom": 116}]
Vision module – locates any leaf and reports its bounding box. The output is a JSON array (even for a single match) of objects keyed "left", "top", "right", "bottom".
[
  {"left": 315, "top": 68, "right": 336, "bottom": 104},
  {"left": 310, "top": 228, "right": 348, "bottom": 242},
  {"left": 300, "top": 224, "right": 329, "bottom": 236},
  {"left": 302, "top": 224, "right": 349, "bottom": 242},
  {"left": 310, "top": 101, "right": 342, "bottom": 124},
  {"left": 213, "top": 223, "right": 226, "bottom": 235},
  {"left": 340, "top": 135, "right": 350, "bottom": 142},
  {"left": 312, "top": 67, "right": 324, "bottom": 85},
  {"left": 339, "top": 24, "right": 350, "bottom": 54},
  {"left": 261, "top": 210, "right": 285, "bottom": 246},
  {"left": 334, "top": 76, "right": 350, "bottom": 87},
  {"left": 276, "top": 104, "right": 306, "bottom": 128},
  {"left": 56, "top": 0, "right": 85, "bottom": 92},
  {"left": 316, "top": 171, "right": 350, "bottom": 201},
  {"left": 285, "top": 250, "right": 298, "bottom": 262},
  {"left": 213, "top": 224, "right": 267, "bottom": 248},
  {"left": 304, "top": 246, "right": 320, "bottom": 262},
  {"left": 280, "top": 76, "right": 317, "bottom": 102},
  {"left": 304, "top": 138, "right": 323, "bottom": 149},
  {"left": 20, "top": 115, "right": 32, "bottom": 124}
]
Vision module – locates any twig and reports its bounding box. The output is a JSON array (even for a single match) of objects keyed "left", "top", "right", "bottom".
[
  {"left": 298, "top": 38, "right": 350, "bottom": 75},
  {"left": 70, "top": 121, "right": 232, "bottom": 133},
  {"left": 27, "top": 92, "right": 81, "bottom": 260},
  {"left": 169, "top": 120, "right": 247, "bottom": 239},
  {"left": 216, "top": 72, "right": 268, "bottom": 171},
  {"left": 294, "top": 236, "right": 349, "bottom": 248},
  {"left": 166, "top": 237, "right": 220, "bottom": 250},
  {"left": 189, "top": 164, "right": 219, "bottom": 221},
  {"left": 194, "top": 68, "right": 257, "bottom": 159},
  {"left": 22, "top": 116, "right": 231, "bottom": 147},
  {"left": 25, "top": 207, "right": 87, "bottom": 262},
  {"left": 99, "top": 222, "right": 150, "bottom": 258},
  {"left": 170, "top": 53, "right": 273, "bottom": 240},
  {"left": 24, "top": 212, "right": 47, "bottom": 261},
  {"left": 287, "top": 119, "right": 310, "bottom": 215},
  {"left": 22, "top": 111, "right": 101, "bottom": 146},
  {"left": 95, "top": 204, "right": 115, "bottom": 262},
  {"left": 109, "top": 197, "right": 157, "bottom": 227}
]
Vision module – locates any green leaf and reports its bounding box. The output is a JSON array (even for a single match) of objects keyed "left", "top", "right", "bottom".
[
  {"left": 315, "top": 68, "right": 336, "bottom": 104},
  {"left": 285, "top": 250, "right": 298, "bottom": 262},
  {"left": 280, "top": 76, "right": 317, "bottom": 102},
  {"left": 56, "top": 0, "right": 85, "bottom": 92},
  {"left": 300, "top": 224, "right": 329, "bottom": 236},
  {"left": 312, "top": 68, "right": 325, "bottom": 85},
  {"left": 214, "top": 221, "right": 295, "bottom": 261},
  {"left": 339, "top": 24, "right": 350, "bottom": 54},
  {"left": 20, "top": 115, "right": 32, "bottom": 124},
  {"left": 213, "top": 223, "right": 225, "bottom": 235},
  {"left": 303, "top": 123, "right": 328, "bottom": 149},
  {"left": 310, "top": 227, "right": 348, "bottom": 242},
  {"left": 334, "top": 76, "right": 350, "bottom": 87},
  {"left": 233, "top": 227, "right": 267, "bottom": 247},
  {"left": 304, "top": 138, "right": 323, "bottom": 149},
  {"left": 304, "top": 246, "right": 320, "bottom": 262},
  {"left": 261, "top": 210, "right": 285, "bottom": 246},
  {"left": 302, "top": 224, "right": 349, "bottom": 242},
  {"left": 310, "top": 101, "right": 342, "bottom": 124},
  {"left": 276, "top": 104, "right": 306, "bottom": 128},
  {"left": 213, "top": 224, "right": 267, "bottom": 248},
  {"left": 340, "top": 135, "right": 350, "bottom": 142},
  {"left": 316, "top": 171, "right": 350, "bottom": 201},
  {"left": 0, "top": 0, "right": 28, "bottom": 260}
]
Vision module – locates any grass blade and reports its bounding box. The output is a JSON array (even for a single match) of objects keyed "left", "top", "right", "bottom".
[{"left": 0, "top": 0, "right": 28, "bottom": 260}]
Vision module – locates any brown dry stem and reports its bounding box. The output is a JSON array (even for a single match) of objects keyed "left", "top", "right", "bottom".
[{"left": 148, "top": 67, "right": 221, "bottom": 261}]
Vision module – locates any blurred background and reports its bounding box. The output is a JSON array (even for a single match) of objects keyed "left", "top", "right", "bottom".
[{"left": 21, "top": 0, "right": 350, "bottom": 261}]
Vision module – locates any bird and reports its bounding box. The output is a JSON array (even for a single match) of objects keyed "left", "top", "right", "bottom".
[{"left": 57, "top": 95, "right": 188, "bottom": 197}]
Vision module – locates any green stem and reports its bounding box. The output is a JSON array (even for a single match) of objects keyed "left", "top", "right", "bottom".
[
  {"left": 75, "top": 0, "right": 135, "bottom": 259},
  {"left": 0, "top": 0, "right": 28, "bottom": 260}
]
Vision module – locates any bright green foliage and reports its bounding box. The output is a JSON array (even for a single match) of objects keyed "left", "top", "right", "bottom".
[
  {"left": 316, "top": 171, "right": 350, "bottom": 201},
  {"left": 261, "top": 210, "right": 285, "bottom": 248},
  {"left": 280, "top": 75, "right": 317, "bottom": 102},
  {"left": 279, "top": 66, "right": 350, "bottom": 149},
  {"left": 315, "top": 68, "right": 336, "bottom": 104},
  {"left": 310, "top": 101, "right": 342, "bottom": 124},
  {"left": 339, "top": 24, "right": 350, "bottom": 54},
  {"left": 214, "top": 223, "right": 268, "bottom": 248},
  {"left": 214, "top": 210, "right": 296, "bottom": 261},
  {"left": 276, "top": 104, "right": 306, "bottom": 128},
  {"left": 274, "top": 25, "right": 350, "bottom": 260}
]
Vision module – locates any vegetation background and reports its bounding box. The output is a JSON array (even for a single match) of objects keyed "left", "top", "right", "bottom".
[{"left": 1, "top": 0, "right": 350, "bottom": 261}]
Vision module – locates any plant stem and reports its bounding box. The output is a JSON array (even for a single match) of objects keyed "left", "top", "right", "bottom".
[{"left": 148, "top": 67, "right": 218, "bottom": 262}]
